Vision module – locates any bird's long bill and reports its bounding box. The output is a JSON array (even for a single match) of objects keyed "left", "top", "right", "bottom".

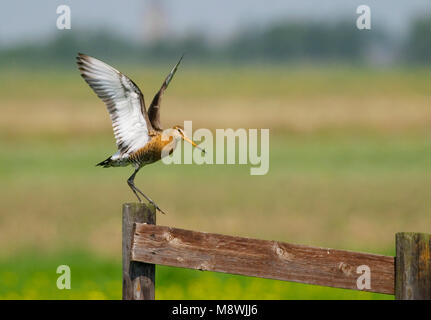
[{"left": 182, "top": 136, "right": 206, "bottom": 153}]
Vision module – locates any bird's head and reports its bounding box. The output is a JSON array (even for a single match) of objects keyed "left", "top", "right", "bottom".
[{"left": 171, "top": 125, "right": 205, "bottom": 153}]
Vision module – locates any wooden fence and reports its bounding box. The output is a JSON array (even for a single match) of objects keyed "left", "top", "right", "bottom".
[{"left": 122, "top": 203, "right": 431, "bottom": 300}]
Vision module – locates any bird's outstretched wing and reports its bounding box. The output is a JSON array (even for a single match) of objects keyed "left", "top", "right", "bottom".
[
  {"left": 148, "top": 55, "right": 183, "bottom": 131},
  {"left": 76, "top": 53, "right": 154, "bottom": 155}
]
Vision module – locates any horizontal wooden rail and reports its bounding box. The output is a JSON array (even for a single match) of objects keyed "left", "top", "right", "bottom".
[{"left": 131, "top": 224, "right": 395, "bottom": 295}]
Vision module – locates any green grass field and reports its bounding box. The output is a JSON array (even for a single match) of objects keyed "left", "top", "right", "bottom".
[
  {"left": 0, "top": 251, "right": 392, "bottom": 299},
  {"left": 1, "top": 66, "right": 430, "bottom": 299}
]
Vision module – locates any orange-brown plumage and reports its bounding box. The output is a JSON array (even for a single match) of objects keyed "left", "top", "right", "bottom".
[{"left": 128, "top": 133, "right": 175, "bottom": 165}]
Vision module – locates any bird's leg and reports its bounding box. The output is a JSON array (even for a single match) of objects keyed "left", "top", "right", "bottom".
[
  {"left": 127, "top": 168, "right": 167, "bottom": 214},
  {"left": 134, "top": 185, "right": 167, "bottom": 215},
  {"left": 127, "top": 168, "right": 142, "bottom": 203}
]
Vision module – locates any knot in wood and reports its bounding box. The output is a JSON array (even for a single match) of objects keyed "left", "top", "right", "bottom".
[
  {"left": 163, "top": 231, "right": 182, "bottom": 246},
  {"left": 338, "top": 262, "right": 354, "bottom": 276},
  {"left": 198, "top": 261, "right": 212, "bottom": 271},
  {"left": 273, "top": 242, "right": 293, "bottom": 261},
  {"left": 163, "top": 231, "right": 174, "bottom": 242}
]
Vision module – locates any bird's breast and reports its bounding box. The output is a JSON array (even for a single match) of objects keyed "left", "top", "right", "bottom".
[{"left": 129, "top": 134, "right": 176, "bottom": 166}]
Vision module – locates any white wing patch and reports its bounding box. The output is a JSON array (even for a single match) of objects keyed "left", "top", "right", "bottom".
[{"left": 77, "top": 53, "right": 151, "bottom": 155}]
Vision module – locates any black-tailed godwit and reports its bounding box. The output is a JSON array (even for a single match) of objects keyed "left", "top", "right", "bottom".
[{"left": 76, "top": 53, "right": 203, "bottom": 214}]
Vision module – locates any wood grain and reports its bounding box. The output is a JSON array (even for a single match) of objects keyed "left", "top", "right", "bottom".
[
  {"left": 122, "top": 203, "right": 156, "bottom": 300},
  {"left": 396, "top": 232, "right": 431, "bottom": 300},
  {"left": 131, "top": 224, "right": 395, "bottom": 294}
]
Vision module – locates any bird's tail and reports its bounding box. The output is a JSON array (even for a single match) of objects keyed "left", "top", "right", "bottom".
[{"left": 96, "top": 156, "right": 113, "bottom": 168}]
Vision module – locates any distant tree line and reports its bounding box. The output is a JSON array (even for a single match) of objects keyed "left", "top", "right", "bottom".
[{"left": 1, "top": 17, "right": 431, "bottom": 67}]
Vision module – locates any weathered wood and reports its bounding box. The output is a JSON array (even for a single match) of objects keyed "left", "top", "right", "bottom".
[
  {"left": 395, "top": 232, "right": 431, "bottom": 300},
  {"left": 131, "top": 224, "right": 395, "bottom": 294},
  {"left": 122, "top": 203, "right": 156, "bottom": 300}
]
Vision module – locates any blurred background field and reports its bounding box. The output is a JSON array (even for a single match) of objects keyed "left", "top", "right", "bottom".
[
  {"left": 1, "top": 0, "right": 431, "bottom": 299},
  {"left": 1, "top": 66, "right": 430, "bottom": 299}
]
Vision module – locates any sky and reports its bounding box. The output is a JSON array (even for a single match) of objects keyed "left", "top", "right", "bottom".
[{"left": 1, "top": 0, "right": 431, "bottom": 47}]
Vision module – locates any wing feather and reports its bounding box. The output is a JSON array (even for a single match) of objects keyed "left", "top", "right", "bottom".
[
  {"left": 148, "top": 55, "right": 183, "bottom": 131},
  {"left": 76, "top": 53, "right": 154, "bottom": 155}
]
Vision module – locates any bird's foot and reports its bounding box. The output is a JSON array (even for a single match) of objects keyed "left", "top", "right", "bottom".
[{"left": 150, "top": 200, "right": 167, "bottom": 215}]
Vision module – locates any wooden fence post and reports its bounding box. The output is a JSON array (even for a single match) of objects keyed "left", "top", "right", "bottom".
[
  {"left": 122, "top": 203, "right": 156, "bottom": 300},
  {"left": 395, "top": 232, "right": 431, "bottom": 300}
]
